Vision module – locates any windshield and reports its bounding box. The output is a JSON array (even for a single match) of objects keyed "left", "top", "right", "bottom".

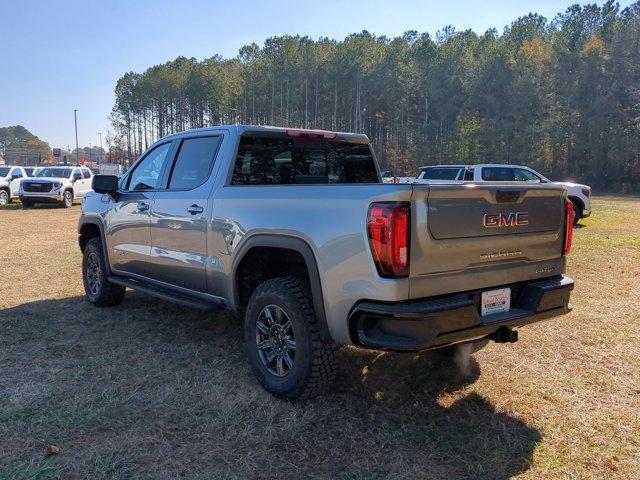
[
  {"left": 36, "top": 167, "right": 71, "bottom": 178},
  {"left": 0, "top": 167, "right": 10, "bottom": 177}
]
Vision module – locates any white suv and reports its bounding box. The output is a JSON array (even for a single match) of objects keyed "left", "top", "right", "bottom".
[
  {"left": 0, "top": 165, "right": 28, "bottom": 205},
  {"left": 19, "top": 166, "right": 93, "bottom": 208},
  {"left": 417, "top": 164, "right": 592, "bottom": 225}
]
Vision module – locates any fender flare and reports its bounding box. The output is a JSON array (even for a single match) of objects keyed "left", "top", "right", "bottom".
[
  {"left": 78, "top": 217, "right": 112, "bottom": 274},
  {"left": 231, "top": 234, "right": 331, "bottom": 343}
]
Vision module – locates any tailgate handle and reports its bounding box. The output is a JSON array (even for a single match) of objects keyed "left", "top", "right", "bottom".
[{"left": 496, "top": 190, "right": 521, "bottom": 203}]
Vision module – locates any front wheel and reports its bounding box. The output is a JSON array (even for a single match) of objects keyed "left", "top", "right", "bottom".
[
  {"left": 0, "top": 190, "right": 9, "bottom": 206},
  {"left": 572, "top": 201, "right": 582, "bottom": 226},
  {"left": 83, "top": 237, "right": 126, "bottom": 307},
  {"left": 62, "top": 190, "right": 73, "bottom": 208},
  {"left": 244, "top": 276, "right": 337, "bottom": 400}
]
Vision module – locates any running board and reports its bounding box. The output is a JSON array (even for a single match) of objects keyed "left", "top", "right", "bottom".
[{"left": 108, "top": 276, "right": 221, "bottom": 311}]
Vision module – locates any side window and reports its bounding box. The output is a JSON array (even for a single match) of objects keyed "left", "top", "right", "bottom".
[
  {"left": 11, "top": 168, "right": 23, "bottom": 178},
  {"left": 463, "top": 168, "right": 474, "bottom": 181},
  {"left": 82, "top": 168, "right": 92, "bottom": 179},
  {"left": 421, "top": 168, "right": 461, "bottom": 180},
  {"left": 481, "top": 167, "right": 516, "bottom": 181},
  {"left": 126, "top": 142, "right": 172, "bottom": 191},
  {"left": 72, "top": 168, "right": 82, "bottom": 179},
  {"left": 168, "top": 136, "right": 221, "bottom": 190},
  {"left": 513, "top": 168, "right": 541, "bottom": 182}
]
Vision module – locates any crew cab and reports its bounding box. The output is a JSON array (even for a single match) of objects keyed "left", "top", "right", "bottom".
[
  {"left": 0, "top": 165, "right": 28, "bottom": 205},
  {"left": 417, "top": 164, "right": 591, "bottom": 224},
  {"left": 78, "top": 126, "right": 575, "bottom": 399},
  {"left": 19, "top": 166, "right": 93, "bottom": 208}
]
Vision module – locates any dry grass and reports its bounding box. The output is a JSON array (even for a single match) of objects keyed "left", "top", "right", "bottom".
[{"left": 0, "top": 197, "right": 639, "bottom": 480}]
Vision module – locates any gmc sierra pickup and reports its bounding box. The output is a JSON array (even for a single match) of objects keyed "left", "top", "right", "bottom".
[{"left": 79, "top": 125, "right": 574, "bottom": 399}]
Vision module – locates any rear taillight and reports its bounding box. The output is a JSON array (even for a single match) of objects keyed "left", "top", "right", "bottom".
[
  {"left": 367, "top": 202, "right": 410, "bottom": 278},
  {"left": 564, "top": 201, "right": 574, "bottom": 255}
]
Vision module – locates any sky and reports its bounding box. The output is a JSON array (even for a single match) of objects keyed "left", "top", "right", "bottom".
[{"left": 0, "top": 0, "right": 634, "bottom": 150}]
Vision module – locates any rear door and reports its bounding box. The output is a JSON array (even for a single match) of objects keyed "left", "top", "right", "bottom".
[
  {"left": 409, "top": 183, "right": 567, "bottom": 297},
  {"left": 148, "top": 134, "right": 222, "bottom": 292}
]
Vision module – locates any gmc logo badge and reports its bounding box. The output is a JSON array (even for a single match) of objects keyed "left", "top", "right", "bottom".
[{"left": 483, "top": 212, "right": 530, "bottom": 228}]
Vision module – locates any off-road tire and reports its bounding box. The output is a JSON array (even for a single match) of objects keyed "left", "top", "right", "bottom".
[
  {"left": 62, "top": 190, "right": 73, "bottom": 208},
  {"left": 82, "top": 237, "right": 126, "bottom": 307},
  {"left": 572, "top": 200, "right": 582, "bottom": 226},
  {"left": 244, "top": 276, "right": 337, "bottom": 400},
  {"left": 0, "top": 189, "right": 9, "bottom": 206}
]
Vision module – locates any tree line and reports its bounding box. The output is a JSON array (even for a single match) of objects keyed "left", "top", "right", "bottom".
[{"left": 110, "top": 1, "right": 640, "bottom": 191}]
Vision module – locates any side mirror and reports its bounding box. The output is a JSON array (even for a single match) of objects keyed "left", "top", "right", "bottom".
[{"left": 92, "top": 175, "right": 119, "bottom": 198}]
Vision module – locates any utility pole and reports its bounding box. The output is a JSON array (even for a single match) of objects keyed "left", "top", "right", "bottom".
[{"left": 74, "top": 109, "right": 79, "bottom": 165}]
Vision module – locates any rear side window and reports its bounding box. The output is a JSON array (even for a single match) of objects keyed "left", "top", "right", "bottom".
[
  {"left": 482, "top": 167, "right": 516, "bottom": 181},
  {"left": 168, "top": 136, "right": 221, "bottom": 190},
  {"left": 231, "top": 134, "right": 379, "bottom": 185},
  {"left": 420, "top": 167, "right": 461, "bottom": 180}
]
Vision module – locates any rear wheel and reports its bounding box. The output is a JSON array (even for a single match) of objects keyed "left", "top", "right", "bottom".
[
  {"left": 244, "top": 276, "right": 337, "bottom": 400},
  {"left": 62, "top": 190, "right": 73, "bottom": 208},
  {"left": 83, "top": 237, "right": 126, "bottom": 307},
  {"left": 0, "top": 190, "right": 9, "bottom": 206}
]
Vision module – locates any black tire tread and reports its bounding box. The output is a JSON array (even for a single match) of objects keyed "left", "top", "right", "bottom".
[
  {"left": 83, "top": 237, "right": 126, "bottom": 307},
  {"left": 246, "top": 275, "right": 337, "bottom": 400}
]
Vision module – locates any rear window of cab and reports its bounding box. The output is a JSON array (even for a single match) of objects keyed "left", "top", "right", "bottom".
[{"left": 231, "top": 134, "right": 379, "bottom": 185}]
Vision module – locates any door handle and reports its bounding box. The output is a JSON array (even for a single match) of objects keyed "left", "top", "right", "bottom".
[
  {"left": 137, "top": 201, "right": 149, "bottom": 212},
  {"left": 187, "top": 204, "right": 204, "bottom": 215}
]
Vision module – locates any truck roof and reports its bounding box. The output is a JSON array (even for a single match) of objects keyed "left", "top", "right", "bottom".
[
  {"left": 161, "top": 125, "right": 370, "bottom": 144},
  {"left": 419, "top": 164, "right": 537, "bottom": 170}
]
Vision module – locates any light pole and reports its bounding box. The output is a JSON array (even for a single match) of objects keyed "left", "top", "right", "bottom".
[
  {"left": 97, "top": 132, "right": 103, "bottom": 163},
  {"left": 74, "top": 109, "right": 79, "bottom": 165}
]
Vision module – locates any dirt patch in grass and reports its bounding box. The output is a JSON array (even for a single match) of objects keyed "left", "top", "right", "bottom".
[{"left": 0, "top": 198, "right": 639, "bottom": 479}]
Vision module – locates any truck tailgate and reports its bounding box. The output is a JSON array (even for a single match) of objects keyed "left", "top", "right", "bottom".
[{"left": 409, "top": 183, "right": 568, "bottom": 298}]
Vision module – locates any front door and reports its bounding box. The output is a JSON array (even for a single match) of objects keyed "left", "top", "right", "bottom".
[
  {"left": 106, "top": 141, "right": 174, "bottom": 279},
  {"left": 149, "top": 135, "right": 222, "bottom": 292}
]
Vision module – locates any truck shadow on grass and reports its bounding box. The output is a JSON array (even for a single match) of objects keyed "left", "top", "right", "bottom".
[{"left": 1, "top": 294, "right": 541, "bottom": 480}]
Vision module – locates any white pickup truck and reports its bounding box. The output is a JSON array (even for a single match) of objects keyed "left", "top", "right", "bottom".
[
  {"left": 0, "top": 165, "right": 28, "bottom": 205},
  {"left": 417, "top": 164, "right": 592, "bottom": 225}
]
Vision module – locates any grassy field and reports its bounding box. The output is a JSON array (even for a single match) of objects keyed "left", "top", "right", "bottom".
[{"left": 0, "top": 197, "right": 638, "bottom": 480}]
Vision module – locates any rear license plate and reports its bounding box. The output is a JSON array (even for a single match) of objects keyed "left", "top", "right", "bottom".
[{"left": 481, "top": 288, "right": 511, "bottom": 316}]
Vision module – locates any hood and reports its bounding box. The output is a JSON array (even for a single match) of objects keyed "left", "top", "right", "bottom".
[
  {"left": 24, "top": 177, "right": 68, "bottom": 183},
  {"left": 554, "top": 181, "right": 590, "bottom": 190}
]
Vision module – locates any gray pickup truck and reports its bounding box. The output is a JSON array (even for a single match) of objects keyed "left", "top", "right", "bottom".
[{"left": 79, "top": 125, "right": 575, "bottom": 399}]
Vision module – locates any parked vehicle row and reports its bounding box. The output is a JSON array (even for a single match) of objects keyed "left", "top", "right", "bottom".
[
  {"left": 79, "top": 125, "right": 575, "bottom": 400},
  {"left": 0, "top": 164, "right": 93, "bottom": 208},
  {"left": 417, "top": 164, "right": 592, "bottom": 225}
]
